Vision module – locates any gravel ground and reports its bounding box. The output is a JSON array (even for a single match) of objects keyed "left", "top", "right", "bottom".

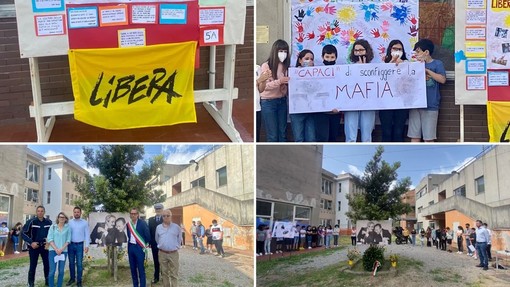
[
  {"left": 261, "top": 244, "right": 510, "bottom": 287},
  {"left": 3, "top": 245, "right": 253, "bottom": 287}
]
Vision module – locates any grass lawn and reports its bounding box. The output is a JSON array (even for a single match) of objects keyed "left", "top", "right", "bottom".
[{"left": 0, "top": 256, "right": 30, "bottom": 269}]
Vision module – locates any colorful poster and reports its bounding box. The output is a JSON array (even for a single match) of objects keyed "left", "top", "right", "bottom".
[
  {"left": 288, "top": 62, "right": 427, "bottom": 113},
  {"left": 31, "top": 0, "right": 64, "bottom": 12},
  {"left": 290, "top": 0, "right": 419, "bottom": 65},
  {"left": 131, "top": 4, "right": 158, "bottom": 24},
  {"left": 271, "top": 221, "right": 294, "bottom": 239},
  {"left": 99, "top": 5, "right": 128, "bottom": 26},
  {"left": 68, "top": 41, "right": 198, "bottom": 130},
  {"left": 68, "top": 6, "right": 99, "bottom": 29},
  {"left": 466, "top": 75, "right": 486, "bottom": 90},
  {"left": 465, "top": 59, "right": 487, "bottom": 74},
  {"left": 487, "top": 1, "right": 510, "bottom": 69},
  {"left": 34, "top": 14, "right": 66, "bottom": 36},
  {"left": 487, "top": 101, "right": 510, "bottom": 142},
  {"left": 160, "top": 4, "right": 188, "bottom": 24}
]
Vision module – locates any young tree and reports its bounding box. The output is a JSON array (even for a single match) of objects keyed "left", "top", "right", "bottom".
[
  {"left": 345, "top": 146, "right": 412, "bottom": 222},
  {"left": 73, "top": 145, "right": 166, "bottom": 215}
]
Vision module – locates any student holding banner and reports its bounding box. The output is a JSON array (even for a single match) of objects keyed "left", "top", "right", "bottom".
[
  {"left": 259, "top": 39, "right": 291, "bottom": 142},
  {"left": 379, "top": 40, "right": 410, "bottom": 142},
  {"left": 344, "top": 39, "right": 376, "bottom": 142},
  {"left": 407, "top": 39, "right": 446, "bottom": 142},
  {"left": 290, "top": 49, "right": 316, "bottom": 142},
  {"left": 126, "top": 208, "right": 151, "bottom": 287}
]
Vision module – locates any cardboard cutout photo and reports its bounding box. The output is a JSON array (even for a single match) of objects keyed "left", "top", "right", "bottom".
[
  {"left": 89, "top": 212, "right": 129, "bottom": 247},
  {"left": 356, "top": 220, "right": 392, "bottom": 245}
]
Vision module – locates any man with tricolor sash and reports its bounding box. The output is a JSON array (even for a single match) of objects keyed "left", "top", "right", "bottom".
[{"left": 127, "top": 208, "right": 151, "bottom": 287}]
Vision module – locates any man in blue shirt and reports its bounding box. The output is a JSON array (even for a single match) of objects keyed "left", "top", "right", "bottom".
[
  {"left": 475, "top": 219, "right": 490, "bottom": 270},
  {"left": 22, "top": 205, "right": 52, "bottom": 287},
  {"left": 67, "top": 206, "right": 90, "bottom": 287}
]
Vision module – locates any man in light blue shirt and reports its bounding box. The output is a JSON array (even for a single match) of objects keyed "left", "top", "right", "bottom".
[
  {"left": 67, "top": 207, "right": 90, "bottom": 287},
  {"left": 155, "top": 209, "right": 182, "bottom": 287},
  {"left": 475, "top": 219, "right": 490, "bottom": 270}
]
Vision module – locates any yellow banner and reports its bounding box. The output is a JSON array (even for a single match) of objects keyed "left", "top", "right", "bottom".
[
  {"left": 69, "top": 42, "right": 197, "bottom": 130},
  {"left": 487, "top": 101, "right": 510, "bottom": 142}
]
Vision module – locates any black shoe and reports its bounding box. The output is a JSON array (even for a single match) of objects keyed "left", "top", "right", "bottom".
[
  {"left": 483, "top": 266, "right": 488, "bottom": 270},
  {"left": 476, "top": 264, "right": 484, "bottom": 267},
  {"left": 76, "top": 282, "right": 82, "bottom": 287},
  {"left": 151, "top": 279, "right": 159, "bottom": 284},
  {"left": 66, "top": 279, "right": 75, "bottom": 286}
]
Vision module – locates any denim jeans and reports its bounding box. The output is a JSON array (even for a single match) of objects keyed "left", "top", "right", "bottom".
[
  {"left": 198, "top": 236, "right": 205, "bottom": 253},
  {"left": 314, "top": 113, "right": 341, "bottom": 142},
  {"left": 264, "top": 238, "right": 271, "bottom": 254},
  {"left": 49, "top": 251, "right": 67, "bottom": 287},
  {"left": 476, "top": 242, "right": 488, "bottom": 267},
  {"left": 325, "top": 235, "right": 332, "bottom": 247},
  {"left": 344, "top": 110, "right": 375, "bottom": 142},
  {"left": 379, "top": 109, "right": 409, "bottom": 142},
  {"left": 68, "top": 242, "right": 84, "bottom": 283},
  {"left": 306, "top": 236, "right": 312, "bottom": 248},
  {"left": 12, "top": 235, "right": 19, "bottom": 252},
  {"left": 261, "top": 97, "right": 288, "bottom": 142},
  {"left": 290, "top": 113, "right": 315, "bottom": 142},
  {"left": 466, "top": 238, "right": 472, "bottom": 254}
]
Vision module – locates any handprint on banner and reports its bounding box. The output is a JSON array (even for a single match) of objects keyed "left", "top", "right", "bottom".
[
  {"left": 306, "top": 6, "right": 314, "bottom": 17},
  {"left": 296, "top": 32, "right": 305, "bottom": 43},
  {"left": 381, "top": 1, "right": 393, "bottom": 12},
  {"left": 408, "top": 14, "right": 418, "bottom": 25},
  {"left": 371, "top": 28, "right": 380, "bottom": 38},
  {"left": 295, "top": 21, "right": 304, "bottom": 33},
  {"left": 408, "top": 25, "right": 418, "bottom": 37},
  {"left": 324, "top": 3, "right": 336, "bottom": 15},
  {"left": 378, "top": 44, "right": 386, "bottom": 55},
  {"left": 306, "top": 31, "right": 315, "bottom": 40},
  {"left": 391, "top": 5, "right": 411, "bottom": 25},
  {"left": 361, "top": 3, "right": 379, "bottom": 22},
  {"left": 295, "top": 9, "right": 305, "bottom": 22}
]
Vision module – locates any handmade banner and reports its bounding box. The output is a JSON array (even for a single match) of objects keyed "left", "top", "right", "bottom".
[
  {"left": 69, "top": 41, "right": 197, "bottom": 129},
  {"left": 487, "top": 101, "right": 510, "bottom": 142},
  {"left": 290, "top": 0, "right": 419, "bottom": 65},
  {"left": 288, "top": 62, "right": 427, "bottom": 113},
  {"left": 487, "top": 0, "right": 510, "bottom": 69},
  {"left": 272, "top": 221, "right": 294, "bottom": 239}
]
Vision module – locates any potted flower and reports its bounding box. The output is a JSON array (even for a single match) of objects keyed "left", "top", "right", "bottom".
[
  {"left": 389, "top": 254, "right": 398, "bottom": 268},
  {"left": 347, "top": 248, "right": 360, "bottom": 266}
]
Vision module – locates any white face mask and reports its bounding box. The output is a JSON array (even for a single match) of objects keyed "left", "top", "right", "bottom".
[
  {"left": 278, "top": 51, "right": 287, "bottom": 63},
  {"left": 302, "top": 60, "right": 311, "bottom": 67},
  {"left": 391, "top": 50, "right": 403, "bottom": 59}
]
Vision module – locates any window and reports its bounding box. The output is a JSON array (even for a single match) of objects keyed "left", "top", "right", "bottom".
[
  {"left": 191, "top": 176, "right": 205, "bottom": 188},
  {"left": 475, "top": 176, "right": 485, "bottom": 195},
  {"left": 47, "top": 168, "right": 51, "bottom": 180},
  {"left": 67, "top": 170, "right": 71, "bottom": 181},
  {"left": 338, "top": 183, "right": 342, "bottom": 193},
  {"left": 256, "top": 200, "right": 272, "bottom": 216},
  {"left": 453, "top": 185, "right": 466, "bottom": 197},
  {"left": 322, "top": 179, "right": 332, "bottom": 195},
  {"left": 26, "top": 161, "right": 39, "bottom": 183},
  {"left": 418, "top": 206, "right": 423, "bottom": 213},
  {"left": 46, "top": 191, "right": 51, "bottom": 204},
  {"left": 295, "top": 206, "right": 310, "bottom": 219},
  {"left": 326, "top": 200, "right": 332, "bottom": 210},
  {"left": 273, "top": 202, "right": 293, "bottom": 221},
  {"left": 216, "top": 166, "right": 227, "bottom": 187},
  {"left": 24, "top": 188, "right": 39, "bottom": 203},
  {"left": 338, "top": 201, "right": 341, "bottom": 211},
  {"left": 66, "top": 192, "right": 70, "bottom": 205},
  {"left": 428, "top": 200, "right": 434, "bottom": 206},
  {"left": 0, "top": 195, "right": 10, "bottom": 213},
  {"left": 320, "top": 199, "right": 325, "bottom": 209}
]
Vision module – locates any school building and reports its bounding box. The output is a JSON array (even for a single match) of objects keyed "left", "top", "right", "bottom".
[
  {"left": 0, "top": 146, "right": 87, "bottom": 252},
  {"left": 146, "top": 145, "right": 254, "bottom": 251},
  {"left": 415, "top": 146, "right": 510, "bottom": 252}
]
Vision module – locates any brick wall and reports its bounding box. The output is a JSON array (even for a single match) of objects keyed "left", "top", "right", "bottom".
[{"left": 0, "top": 6, "right": 254, "bottom": 126}]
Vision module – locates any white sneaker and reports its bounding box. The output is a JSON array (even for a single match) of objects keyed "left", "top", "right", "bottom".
[
  {"left": 473, "top": 256, "right": 478, "bottom": 259},
  {"left": 308, "top": 247, "right": 311, "bottom": 249},
  {"left": 14, "top": 251, "right": 20, "bottom": 254}
]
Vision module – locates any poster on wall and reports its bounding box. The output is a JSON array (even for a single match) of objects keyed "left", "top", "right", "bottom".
[
  {"left": 356, "top": 220, "right": 392, "bottom": 245},
  {"left": 88, "top": 212, "right": 129, "bottom": 247},
  {"left": 290, "top": 0, "right": 419, "bottom": 65},
  {"left": 272, "top": 221, "right": 294, "bottom": 239},
  {"left": 487, "top": 1, "right": 510, "bottom": 69}
]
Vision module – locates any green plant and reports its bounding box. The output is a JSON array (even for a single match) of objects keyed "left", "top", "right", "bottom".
[
  {"left": 362, "top": 245, "right": 385, "bottom": 271},
  {"left": 347, "top": 248, "right": 361, "bottom": 261},
  {"left": 389, "top": 253, "right": 398, "bottom": 263}
]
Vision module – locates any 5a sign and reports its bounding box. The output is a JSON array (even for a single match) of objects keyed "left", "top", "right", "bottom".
[{"left": 200, "top": 25, "right": 223, "bottom": 46}]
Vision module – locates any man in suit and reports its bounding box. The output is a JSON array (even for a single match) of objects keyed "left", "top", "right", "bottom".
[
  {"left": 126, "top": 208, "right": 151, "bottom": 287},
  {"left": 148, "top": 203, "right": 164, "bottom": 284}
]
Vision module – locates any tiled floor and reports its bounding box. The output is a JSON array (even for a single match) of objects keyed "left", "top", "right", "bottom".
[{"left": 0, "top": 98, "right": 253, "bottom": 142}]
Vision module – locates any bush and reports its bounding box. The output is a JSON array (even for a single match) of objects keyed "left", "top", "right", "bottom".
[{"left": 362, "top": 245, "right": 385, "bottom": 271}]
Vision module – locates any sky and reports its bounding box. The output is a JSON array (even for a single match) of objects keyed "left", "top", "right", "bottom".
[
  {"left": 322, "top": 145, "right": 495, "bottom": 189},
  {"left": 27, "top": 144, "right": 216, "bottom": 176}
]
